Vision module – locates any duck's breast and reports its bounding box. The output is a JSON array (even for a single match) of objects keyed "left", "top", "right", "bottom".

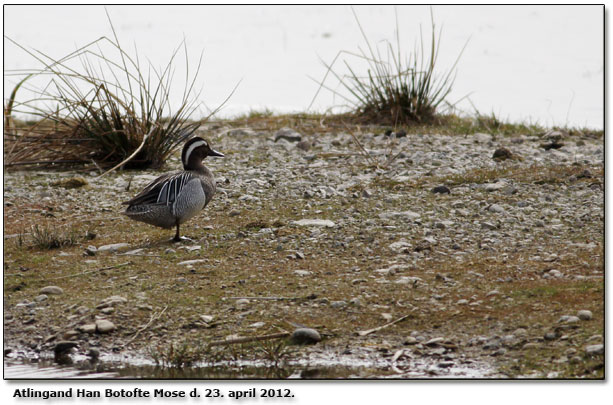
[{"left": 173, "top": 178, "right": 207, "bottom": 224}]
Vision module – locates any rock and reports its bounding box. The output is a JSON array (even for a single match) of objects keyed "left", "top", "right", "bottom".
[
  {"left": 437, "top": 361, "right": 455, "bottom": 368},
  {"left": 274, "top": 127, "right": 302, "bottom": 143},
  {"left": 235, "top": 299, "right": 250, "bottom": 309},
  {"left": 361, "top": 189, "right": 373, "bottom": 198},
  {"left": 585, "top": 344, "right": 604, "bottom": 356},
  {"left": 484, "top": 182, "right": 506, "bottom": 192},
  {"left": 51, "top": 177, "right": 88, "bottom": 189},
  {"left": 456, "top": 299, "right": 469, "bottom": 305},
  {"left": 290, "top": 328, "right": 321, "bottom": 344},
  {"left": 95, "top": 320, "right": 116, "bottom": 333},
  {"left": 330, "top": 300, "right": 347, "bottom": 309},
  {"left": 404, "top": 337, "right": 418, "bottom": 345},
  {"left": 432, "top": 185, "right": 451, "bottom": 194},
  {"left": 39, "top": 286, "right": 63, "bottom": 295},
  {"left": 488, "top": 204, "right": 505, "bottom": 214},
  {"left": 35, "top": 294, "right": 48, "bottom": 302},
  {"left": 54, "top": 341, "right": 78, "bottom": 355},
  {"left": 544, "top": 331, "right": 558, "bottom": 341},
  {"left": 483, "top": 337, "right": 501, "bottom": 350},
  {"left": 474, "top": 133, "right": 492, "bottom": 143},
  {"left": 96, "top": 295, "right": 127, "bottom": 309},
  {"left": 177, "top": 259, "right": 207, "bottom": 266},
  {"left": 78, "top": 324, "right": 97, "bottom": 334},
  {"left": 425, "top": 337, "right": 444, "bottom": 347},
  {"left": 486, "top": 290, "right": 500, "bottom": 297},
  {"left": 388, "top": 241, "right": 412, "bottom": 254},
  {"left": 493, "top": 148, "right": 512, "bottom": 160},
  {"left": 294, "top": 270, "right": 311, "bottom": 276},
  {"left": 292, "top": 219, "right": 335, "bottom": 228},
  {"left": 379, "top": 211, "right": 421, "bottom": 220},
  {"left": 85, "top": 246, "right": 97, "bottom": 256},
  {"left": 97, "top": 243, "right": 129, "bottom": 253},
  {"left": 577, "top": 310, "right": 593, "bottom": 320},
  {"left": 560, "top": 315, "right": 580, "bottom": 324},
  {"left": 296, "top": 140, "right": 311, "bottom": 151}
]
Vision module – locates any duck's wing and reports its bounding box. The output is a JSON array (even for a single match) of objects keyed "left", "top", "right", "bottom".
[{"left": 123, "top": 172, "right": 198, "bottom": 206}]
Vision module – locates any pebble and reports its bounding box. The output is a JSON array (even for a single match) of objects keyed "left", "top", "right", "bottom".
[
  {"left": 425, "top": 337, "right": 444, "bottom": 347},
  {"left": 577, "top": 310, "right": 593, "bottom": 320},
  {"left": 235, "top": 299, "right": 250, "bottom": 309},
  {"left": 585, "top": 344, "right": 604, "bottom": 356},
  {"left": 39, "top": 286, "right": 63, "bottom": 295},
  {"left": 78, "top": 323, "right": 97, "bottom": 334},
  {"left": 330, "top": 300, "right": 347, "bottom": 309},
  {"left": 492, "top": 148, "right": 512, "bottom": 160},
  {"left": 274, "top": 127, "right": 302, "bottom": 143},
  {"left": 290, "top": 328, "right": 321, "bottom": 344},
  {"left": 54, "top": 341, "right": 78, "bottom": 355},
  {"left": 96, "top": 295, "right": 127, "bottom": 309},
  {"left": 404, "top": 337, "right": 418, "bottom": 345},
  {"left": 432, "top": 185, "right": 451, "bottom": 194},
  {"left": 34, "top": 294, "right": 48, "bottom": 302},
  {"left": 488, "top": 204, "right": 505, "bottom": 214},
  {"left": 97, "top": 243, "right": 129, "bottom": 253},
  {"left": 95, "top": 319, "right": 116, "bottom": 333},
  {"left": 292, "top": 219, "right": 335, "bottom": 228},
  {"left": 85, "top": 246, "right": 97, "bottom": 256},
  {"left": 294, "top": 270, "right": 311, "bottom": 276}
]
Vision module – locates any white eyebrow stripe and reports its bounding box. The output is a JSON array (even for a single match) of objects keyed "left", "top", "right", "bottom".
[{"left": 183, "top": 140, "right": 207, "bottom": 165}]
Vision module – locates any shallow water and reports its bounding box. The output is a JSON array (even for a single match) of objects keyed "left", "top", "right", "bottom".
[
  {"left": 4, "top": 351, "right": 497, "bottom": 379},
  {"left": 3, "top": 5, "right": 603, "bottom": 128}
]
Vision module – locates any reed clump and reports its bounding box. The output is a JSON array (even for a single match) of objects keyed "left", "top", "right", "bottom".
[
  {"left": 4, "top": 11, "right": 219, "bottom": 171},
  {"left": 311, "top": 9, "right": 467, "bottom": 126}
]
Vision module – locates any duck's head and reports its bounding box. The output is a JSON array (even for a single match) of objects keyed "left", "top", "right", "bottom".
[{"left": 182, "top": 137, "right": 224, "bottom": 169}]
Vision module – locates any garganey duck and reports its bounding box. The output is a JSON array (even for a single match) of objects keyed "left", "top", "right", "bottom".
[{"left": 122, "top": 137, "right": 224, "bottom": 242}]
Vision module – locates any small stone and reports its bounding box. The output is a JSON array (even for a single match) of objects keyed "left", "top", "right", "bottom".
[
  {"left": 425, "top": 337, "right": 444, "bottom": 347},
  {"left": 96, "top": 295, "right": 127, "bottom": 309},
  {"left": 95, "top": 319, "right": 116, "bottom": 334},
  {"left": 292, "top": 219, "right": 335, "bottom": 228},
  {"left": 330, "top": 300, "right": 347, "bottom": 309},
  {"left": 486, "top": 290, "right": 500, "bottom": 297},
  {"left": 294, "top": 270, "right": 311, "bottom": 276},
  {"left": 229, "top": 210, "right": 241, "bottom": 217},
  {"left": 274, "top": 127, "right": 302, "bottom": 143},
  {"left": 101, "top": 307, "right": 115, "bottom": 315},
  {"left": 85, "top": 246, "right": 97, "bottom": 256},
  {"left": 493, "top": 148, "right": 512, "bottom": 160},
  {"left": 35, "top": 294, "right": 48, "bottom": 302},
  {"left": 577, "top": 310, "right": 593, "bottom": 321},
  {"left": 585, "top": 344, "right": 604, "bottom": 356},
  {"left": 78, "top": 323, "right": 97, "bottom": 334},
  {"left": 563, "top": 316, "right": 580, "bottom": 324},
  {"left": 97, "top": 243, "right": 129, "bottom": 253},
  {"left": 296, "top": 140, "right": 311, "bottom": 151},
  {"left": 361, "top": 189, "right": 373, "bottom": 198},
  {"left": 437, "top": 361, "right": 454, "bottom": 368},
  {"left": 54, "top": 341, "right": 78, "bottom": 355},
  {"left": 52, "top": 177, "right": 88, "bottom": 189},
  {"left": 404, "top": 337, "right": 418, "bottom": 345},
  {"left": 39, "top": 286, "right": 63, "bottom": 295},
  {"left": 544, "top": 331, "right": 558, "bottom": 341},
  {"left": 456, "top": 299, "right": 469, "bottom": 305},
  {"left": 290, "top": 328, "right": 321, "bottom": 344},
  {"left": 432, "top": 185, "right": 451, "bottom": 194},
  {"left": 488, "top": 204, "right": 505, "bottom": 214},
  {"left": 177, "top": 259, "right": 206, "bottom": 266},
  {"left": 235, "top": 299, "right": 250, "bottom": 309}
]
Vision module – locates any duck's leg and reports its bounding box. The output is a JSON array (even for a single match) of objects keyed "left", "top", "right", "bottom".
[{"left": 173, "top": 223, "right": 181, "bottom": 242}]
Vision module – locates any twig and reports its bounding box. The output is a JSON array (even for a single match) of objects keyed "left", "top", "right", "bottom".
[
  {"left": 341, "top": 121, "right": 379, "bottom": 168},
  {"left": 33, "top": 262, "right": 130, "bottom": 282},
  {"left": 208, "top": 332, "right": 290, "bottom": 347},
  {"left": 224, "top": 296, "right": 300, "bottom": 301},
  {"left": 123, "top": 305, "right": 168, "bottom": 347},
  {"left": 357, "top": 314, "right": 411, "bottom": 337}
]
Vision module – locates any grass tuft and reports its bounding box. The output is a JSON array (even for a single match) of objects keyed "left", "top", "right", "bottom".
[
  {"left": 3, "top": 10, "right": 233, "bottom": 171},
  {"left": 311, "top": 8, "right": 467, "bottom": 126}
]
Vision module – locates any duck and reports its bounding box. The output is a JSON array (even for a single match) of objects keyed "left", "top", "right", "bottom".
[{"left": 122, "top": 137, "right": 224, "bottom": 242}]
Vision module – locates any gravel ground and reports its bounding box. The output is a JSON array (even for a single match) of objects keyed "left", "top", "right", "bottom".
[{"left": 3, "top": 121, "right": 604, "bottom": 378}]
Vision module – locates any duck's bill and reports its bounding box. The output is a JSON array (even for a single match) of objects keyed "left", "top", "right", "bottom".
[{"left": 209, "top": 149, "right": 225, "bottom": 157}]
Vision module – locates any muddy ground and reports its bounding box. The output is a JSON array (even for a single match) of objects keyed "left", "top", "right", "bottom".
[{"left": 3, "top": 117, "right": 604, "bottom": 378}]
